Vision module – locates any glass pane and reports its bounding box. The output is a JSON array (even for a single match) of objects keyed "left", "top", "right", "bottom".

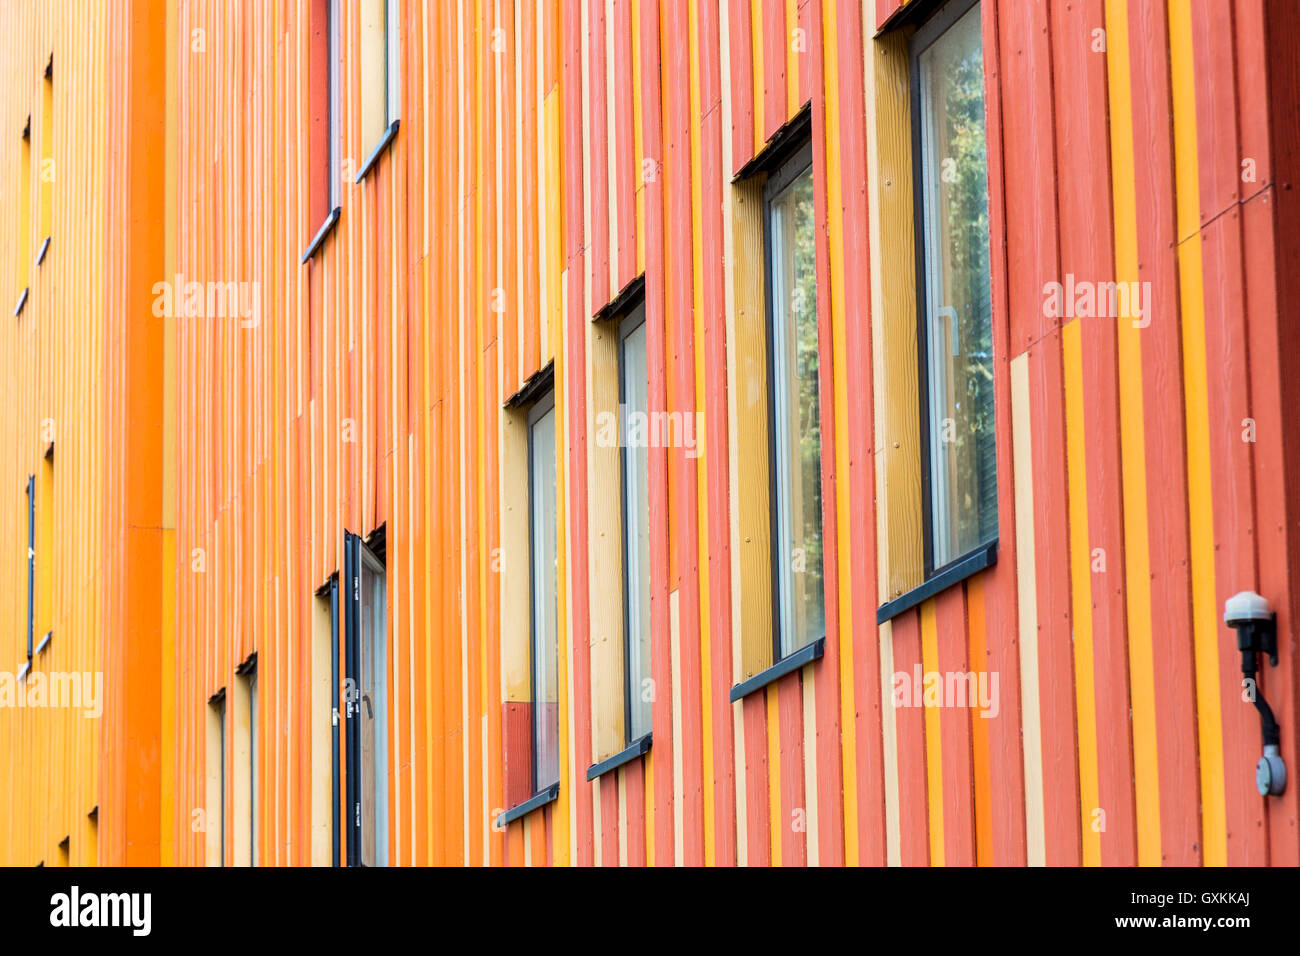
[
  {"left": 621, "top": 320, "right": 652, "bottom": 742},
  {"left": 360, "top": 550, "right": 387, "bottom": 865},
  {"left": 531, "top": 405, "right": 560, "bottom": 790},
  {"left": 918, "top": 2, "right": 996, "bottom": 569},
  {"left": 770, "top": 162, "right": 825, "bottom": 659}
]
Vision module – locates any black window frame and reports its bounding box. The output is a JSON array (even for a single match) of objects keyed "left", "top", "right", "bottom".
[
  {"left": 209, "top": 688, "right": 227, "bottom": 867},
  {"left": 300, "top": 0, "right": 342, "bottom": 262},
  {"left": 527, "top": 387, "right": 559, "bottom": 796},
  {"left": 343, "top": 527, "right": 387, "bottom": 866},
  {"left": 894, "top": 0, "right": 998, "bottom": 618},
  {"left": 616, "top": 301, "right": 653, "bottom": 754},
  {"left": 25, "top": 474, "right": 34, "bottom": 662},
  {"left": 762, "top": 137, "right": 826, "bottom": 667},
  {"left": 320, "top": 572, "right": 340, "bottom": 867}
]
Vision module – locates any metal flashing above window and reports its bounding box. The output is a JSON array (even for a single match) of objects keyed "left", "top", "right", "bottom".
[
  {"left": 36, "top": 237, "right": 49, "bottom": 266},
  {"left": 503, "top": 361, "right": 555, "bottom": 410},
  {"left": 592, "top": 273, "right": 645, "bottom": 324},
  {"left": 14, "top": 288, "right": 28, "bottom": 317},
  {"left": 731, "top": 104, "right": 812, "bottom": 183}
]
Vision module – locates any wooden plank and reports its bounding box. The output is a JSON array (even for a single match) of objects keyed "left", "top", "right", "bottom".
[
  {"left": 1190, "top": 0, "right": 1268, "bottom": 865},
  {"left": 1105, "top": 0, "right": 1163, "bottom": 866},
  {"left": 728, "top": 0, "right": 756, "bottom": 174},
  {"left": 762, "top": 0, "right": 787, "bottom": 142},
  {"left": 698, "top": 0, "right": 739, "bottom": 867},
  {"left": 1010, "top": 350, "right": 1045, "bottom": 867},
  {"left": 1126, "top": 0, "right": 1202, "bottom": 866},
  {"left": 978, "top": 0, "right": 1028, "bottom": 866},
  {"left": 889, "top": 610, "right": 929, "bottom": 866},
  {"left": 809, "top": 0, "right": 845, "bottom": 868}
]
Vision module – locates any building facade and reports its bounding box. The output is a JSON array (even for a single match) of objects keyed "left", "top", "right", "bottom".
[{"left": 3, "top": 0, "right": 1300, "bottom": 867}]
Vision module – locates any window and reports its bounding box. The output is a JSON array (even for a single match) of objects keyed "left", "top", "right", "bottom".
[
  {"left": 86, "top": 808, "right": 97, "bottom": 867},
  {"left": 499, "top": 369, "right": 563, "bottom": 820},
  {"left": 765, "top": 142, "right": 824, "bottom": 661},
  {"left": 913, "top": 0, "right": 995, "bottom": 573},
  {"left": 529, "top": 393, "right": 560, "bottom": 793},
  {"left": 36, "top": 448, "right": 52, "bottom": 654},
  {"left": 24, "top": 475, "right": 34, "bottom": 662},
  {"left": 619, "top": 309, "right": 652, "bottom": 743},
  {"left": 344, "top": 532, "right": 387, "bottom": 866},
  {"left": 248, "top": 663, "right": 258, "bottom": 866},
  {"left": 302, "top": 0, "right": 341, "bottom": 261},
  {"left": 356, "top": 0, "right": 401, "bottom": 181},
  {"left": 311, "top": 578, "right": 339, "bottom": 866},
  {"left": 16, "top": 117, "right": 30, "bottom": 314},
  {"left": 206, "top": 690, "right": 226, "bottom": 867},
  {"left": 38, "top": 55, "right": 52, "bottom": 263}
]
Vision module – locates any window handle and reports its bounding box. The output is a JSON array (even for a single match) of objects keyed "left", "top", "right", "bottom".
[{"left": 937, "top": 306, "right": 959, "bottom": 357}]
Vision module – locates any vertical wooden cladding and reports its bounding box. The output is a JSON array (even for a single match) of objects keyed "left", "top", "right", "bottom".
[
  {"left": 0, "top": 0, "right": 171, "bottom": 866},
  {"left": 2, "top": 0, "right": 1298, "bottom": 869}
]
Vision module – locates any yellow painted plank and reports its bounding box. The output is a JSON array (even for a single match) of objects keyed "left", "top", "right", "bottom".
[
  {"left": 1063, "top": 320, "right": 1102, "bottom": 867},
  {"left": 1167, "top": 0, "right": 1226, "bottom": 867}
]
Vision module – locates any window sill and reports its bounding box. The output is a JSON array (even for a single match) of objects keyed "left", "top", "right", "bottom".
[
  {"left": 875, "top": 541, "right": 997, "bottom": 625},
  {"left": 729, "top": 637, "right": 825, "bottom": 703},
  {"left": 299, "top": 206, "right": 341, "bottom": 264},
  {"left": 586, "top": 733, "right": 651, "bottom": 781},
  {"left": 354, "top": 119, "right": 400, "bottom": 184},
  {"left": 14, "top": 287, "right": 28, "bottom": 317},
  {"left": 497, "top": 783, "right": 559, "bottom": 829},
  {"left": 36, "top": 236, "right": 49, "bottom": 266}
]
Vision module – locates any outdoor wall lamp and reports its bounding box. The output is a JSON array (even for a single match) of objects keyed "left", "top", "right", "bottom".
[{"left": 1224, "top": 591, "right": 1286, "bottom": 797}]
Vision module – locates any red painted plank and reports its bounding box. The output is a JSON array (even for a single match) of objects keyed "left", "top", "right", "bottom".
[
  {"left": 761, "top": 0, "right": 787, "bottom": 143},
  {"left": 623, "top": 758, "right": 647, "bottom": 865},
  {"left": 890, "top": 610, "right": 930, "bottom": 866},
  {"left": 875, "top": 0, "right": 905, "bottom": 34},
  {"left": 1240, "top": 187, "right": 1300, "bottom": 864},
  {"left": 600, "top": 774, "right": 618, "bottom": 864},
  {"left": 727, "top": 0, "right": 756, "bottom": 174},
  {"left": 561, "top": 0, "right": 596, "bottom": 866},
  {"left": 742, "top": 693, "right": 771, "bottom": 865},
  {"left": 613, "top": 0, "right": 638, "bottom": 290},
  {"left": 978, "top": 0, "right": 1028, "bottom": 866},
  {"left": 935, "top": 584, "right": 975, "bottom": 866},
  {"left": 588, "top": 0, "right": 611, "bottom": 311},
  {"left": 1127, "top": 0, "right": 1202, "bottom": 865},
  {"left": 1049, "top": 0, "right": 1138, "bottom": 867},
  {"left": 777, "top": 672, "right": 806, "bottom": 865},
  {"left": 1191, "top": 0, "right": 1243, "bottom": 226},
  {"left": 1191, "top": 0, "right": 1269, "bottom": 865}
]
